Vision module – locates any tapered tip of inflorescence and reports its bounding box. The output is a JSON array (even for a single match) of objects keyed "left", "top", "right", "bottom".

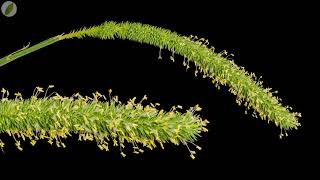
[
  {"left": 0, "top": 86, "right": 208, "bottom": 159},
  {"left": 177, "top": 34, "right": 301, "bottom": 136},
  {"left": 159, "top": 32, "right": 301, "bottom": 137}
]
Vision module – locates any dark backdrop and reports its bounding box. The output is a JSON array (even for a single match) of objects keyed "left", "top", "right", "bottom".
[{"left": 0, "top": 0, "right": 316, "bottom": 176}]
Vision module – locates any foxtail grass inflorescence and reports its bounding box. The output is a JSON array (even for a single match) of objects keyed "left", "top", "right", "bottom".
[
  {"left": 0, "top": 21, "right": 301, "bottom": 157},
  {"left": 0, "top": 86, "right": 208, "bottom": 158}
]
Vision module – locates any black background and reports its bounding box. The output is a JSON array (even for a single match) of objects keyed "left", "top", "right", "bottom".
[{"left": 0, "top": 0, "right": 316, "bottom": 176}]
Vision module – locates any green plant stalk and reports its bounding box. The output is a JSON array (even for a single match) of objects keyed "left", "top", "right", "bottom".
[{"left": 0, "top": 36, "right": 61, "bottom": 67}]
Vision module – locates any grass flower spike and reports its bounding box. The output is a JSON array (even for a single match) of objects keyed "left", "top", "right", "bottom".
[
  {"left": 0, "top": 21, "right": 301, "bottom": 157},
  {"left": 0, "top": 87, "right": 208, "bottom": 158}
]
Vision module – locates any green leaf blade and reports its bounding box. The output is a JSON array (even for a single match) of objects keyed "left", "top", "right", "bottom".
[{"left": 4, "top": 2, "right": 14, "bottom": 16}]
